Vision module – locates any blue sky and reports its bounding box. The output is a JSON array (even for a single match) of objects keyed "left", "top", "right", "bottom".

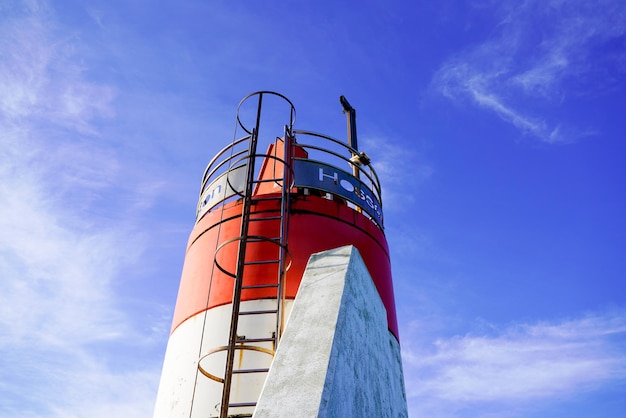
[{"left": 1, "top": 0, "right": 625, "bottom": 417}]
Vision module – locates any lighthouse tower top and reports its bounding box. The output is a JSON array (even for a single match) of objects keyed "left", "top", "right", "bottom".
[{"left": 195, "top": 91, "right": 385, "bottom": 230}]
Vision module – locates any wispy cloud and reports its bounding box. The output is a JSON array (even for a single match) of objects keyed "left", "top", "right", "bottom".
[
  {"left": 432, "top": 0, "right": 626, "bottom": 143},
  {"left": 0, "top": 2, "right": 115, "bottom": 132},
  {"left": 402, "top": 309, "right": 626, "bottom": 417},
  {"left": 0, "top": 2, "right": 167, "bottom": 416},
  {"left": 361, "top": 136, "right": 432, "bottom": 213}
]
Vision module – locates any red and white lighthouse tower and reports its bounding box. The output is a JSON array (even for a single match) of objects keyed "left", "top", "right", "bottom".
[{"left": 153, "top": 92, "right": 407, "bottom": 418}]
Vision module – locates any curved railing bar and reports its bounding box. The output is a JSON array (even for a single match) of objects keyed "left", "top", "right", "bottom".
[
  {"left": 293, "top": 129, "right": 380, "bottom": 182},
  {"left": 200, "top": 150, "right": 248, "bottom": 196},
  {"left": 236, "top": 91, "right": 296, "bottom": 135},
  {"left": 198, "top": 345, "right": 275, "bottom": 383},
  {"left": 293, "top": 129, "right": 353, "bottom": 149},
  {"left": 199, "top": 135, "right": 251, "bottom": 191},
  {"left": 248, "top": 152, "right": 296, "bottom": 189},
  {"left": 292, "top": 129, "right": 383, "bottom": 202},
  {"left": 206, "top": 135, "right": 250, "bottom": 171},
  {"left": 291, "top": 144, "right": 381, "bottom": 201},
  {"left": 213, "top": 235, "right": 293, "bottom": 280},
  {"left": 196, "top": 149, "right": 297, "bottom": 221}
]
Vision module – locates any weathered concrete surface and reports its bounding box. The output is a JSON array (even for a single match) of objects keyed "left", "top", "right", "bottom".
[{"left": 253, "top": 245, "right": 408, "bottom": 418}]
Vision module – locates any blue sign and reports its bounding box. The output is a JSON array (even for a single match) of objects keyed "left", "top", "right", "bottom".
[{"left": 293, "top": 159, "right": 383, "bottom": 226}]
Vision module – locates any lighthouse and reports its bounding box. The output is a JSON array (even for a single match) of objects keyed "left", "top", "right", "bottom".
[{"left": 153, "top": 91, "right": 408, "bottom": 417}]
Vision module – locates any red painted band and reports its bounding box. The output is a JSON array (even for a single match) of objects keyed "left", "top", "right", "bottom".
[{"left": 170, "top": 194, "right": 399, "bottom": 339}]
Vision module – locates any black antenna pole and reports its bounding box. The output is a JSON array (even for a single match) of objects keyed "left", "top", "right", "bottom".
[
  {"left": 340, "top": 95, "right": 370, "bottom": 179},
  {"left": 340, "top": 95, "right": 358, "bottom": 152}
]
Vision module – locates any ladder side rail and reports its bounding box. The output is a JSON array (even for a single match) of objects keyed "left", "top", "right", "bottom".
[
  {"left": 217, "top": 91, "right": 297, "bottom": 417},
  {"left": 220, "top": 118, "right": 262, "bottom": 418},
  {"left": 275, "top": 126, "right": 294, "bottom": 341}
]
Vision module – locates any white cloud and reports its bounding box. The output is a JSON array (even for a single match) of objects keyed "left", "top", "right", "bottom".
[
  {"left": 432, "top": 0, "right": 626, "bottom": 143},
  {"left": 0, "top": 1, "right": 116, "bottom": 133},
  {"left": 0, "top": 2, "right": 164, "bottom": 417},
  {"left": 402, "top": 309, "right": 626, "bottom": 417}
]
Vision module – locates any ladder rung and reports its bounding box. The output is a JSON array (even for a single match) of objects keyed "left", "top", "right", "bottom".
[
  {"left": 251, "top": 195, "right": 284, "bottom": 202},
  {"left": 236, "top": 337, "right": 275, "bottom": 343},
  {"left": 242, "top": 283, "right": 279, "bottom": 290},
  {"left": 228, "top": 402, "right": 256, "bottom": 408},
  {"left": 247, "top": 237, "right": 281, "bottom": 243},
  {"left": 239, "top": 309, "right": 278, "bottom": 316},
  {"left": 249, "top": 215, "right": 282, "bottom": 221},
  {"left": 244, "top": 259, "right": 280, "bottom": 266},
  {"left": 252, "top": 180, "right": 282, "bottom": 186},
  {"left": 232, "top": 368, "right": 270, "bottom": 374}
]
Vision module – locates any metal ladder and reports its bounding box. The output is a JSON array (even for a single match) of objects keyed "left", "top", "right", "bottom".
[{"left": 214, "top": 93, "right": 295, "bottom": 418}]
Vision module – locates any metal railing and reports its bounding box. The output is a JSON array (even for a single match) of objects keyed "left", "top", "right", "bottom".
[{"left": 196, "top": 128, "right": 384, "bottom": 229}]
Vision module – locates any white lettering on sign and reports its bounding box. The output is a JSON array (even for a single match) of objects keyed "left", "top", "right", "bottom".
[
  {"left": 318, "top": 167, "right": 338, "bottom": 184},
  {"left": 354, "top": 186, "right": 379, "bottom": 212},
  {"left": 202, "top": 184, "right": 222, "bottom": 207},
  {"left": 293, "top": 160, "right": 383, "bottom": 225},
  {"left": 317, "top": 167, "right": 381, "bottom": 218},
  {"left": 340, "top": 179, "right": 354, "bottom": 192},
  {"left": 197, "top": 164, "right": 247, "bottom": 219}
]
